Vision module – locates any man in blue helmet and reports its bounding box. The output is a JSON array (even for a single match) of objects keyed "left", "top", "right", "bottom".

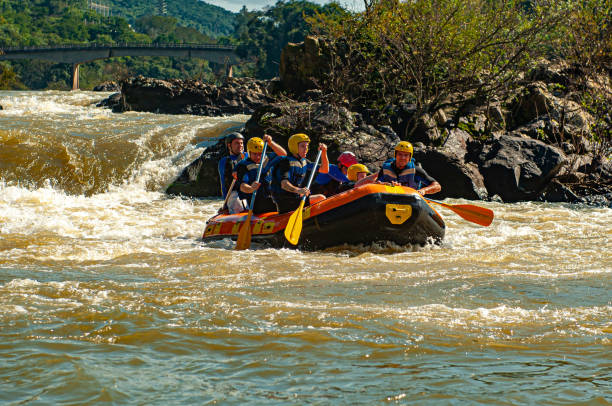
[{"left": 218, "top": 132, "right": 246, "bottom": 199}]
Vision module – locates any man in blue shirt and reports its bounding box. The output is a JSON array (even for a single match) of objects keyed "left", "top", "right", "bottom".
[
  {"left": 371, "top": 141, "right": 441, "bottom": 196},
  {"left": 233, "top": 135, "right": 286, "bottom": 214},
  {"left": 218, "top": 132, "right": 246, "bottom": 199},
  {"left": 270, "top": 133, "right": 330, "bottom": 213}
]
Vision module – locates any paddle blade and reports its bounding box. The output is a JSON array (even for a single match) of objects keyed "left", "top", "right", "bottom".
[
  {"left": 450, "top": 204, "right": 494, "bottom": 227},
  {"left": 235, "top": 211, "right": 253, "bottom": 250},
  {"left": 284, "top": 200, "right": 305, "bottom": 245},
  {"left": 425, "top": 198, "right": 494, "bottom": 227}
]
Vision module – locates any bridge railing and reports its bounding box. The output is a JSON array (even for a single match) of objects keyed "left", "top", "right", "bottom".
[{"left": 0, "top": 43, "right": 237, "bottom": 52}]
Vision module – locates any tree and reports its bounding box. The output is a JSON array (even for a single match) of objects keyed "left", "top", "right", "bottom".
[{"left": 311, "top": 0, "right": 567, "bottom": 135}]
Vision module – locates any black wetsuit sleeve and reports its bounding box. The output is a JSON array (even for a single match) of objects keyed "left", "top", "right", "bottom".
[
  {"left": 414, "top": 165, "right": 437, "bottom": 188},
  {"left": 235, "top": 162, "right": 249, "bottom": 186},
  {"left": 278, "top": 158, "right": 291, "bottom": 182}
]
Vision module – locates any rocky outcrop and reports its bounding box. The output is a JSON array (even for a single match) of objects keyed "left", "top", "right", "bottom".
[
  {"left": 100, "top": 75, "right": 274, "bottom": 115},
  {"left": 93, "top": 81, "right": 120, "bottom": 92},
  {"left": 279, "top": 36, "right": 333, "bottom": 95},
  {"left": 475, "top": 134, "right": 567, "bottom": 201}
]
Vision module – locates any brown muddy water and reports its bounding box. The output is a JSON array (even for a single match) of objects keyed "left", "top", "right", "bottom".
[{"left": 0, "top": 91, "right": 610, "bottom": 404}]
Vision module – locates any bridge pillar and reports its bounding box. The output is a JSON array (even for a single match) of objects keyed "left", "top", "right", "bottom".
[
  {"left": 71, "top": 63, "right": 80, "bottom": 91},
  {"left": 226, "top": 64, "right": 233, "bottom": 78}
]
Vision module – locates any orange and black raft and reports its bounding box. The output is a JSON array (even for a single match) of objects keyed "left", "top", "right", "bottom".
[{"left": 202, "top": 184, "right": 446, "bottom": 250}]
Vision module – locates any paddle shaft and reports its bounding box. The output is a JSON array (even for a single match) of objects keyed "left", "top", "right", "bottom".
[
  {"left": 301, "top": 150, "right": 322, "bottom": 201},
  {"left": 247, "top": 142, "right": 268, "bottom": 211},
  {"left": 222, "top": 178, "right": 236, "bottom": 209},
  {"left": 235, "top": 142, "right": 268, "bottom": 250},
  {"left": 284, "top": 150, "right": 323, "bottom": 245}
]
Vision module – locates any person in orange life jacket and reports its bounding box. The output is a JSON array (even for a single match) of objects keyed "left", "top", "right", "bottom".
[
  {"left": 270, "top": 133, "right": 329, "bottom": 213},
  {"left": 233, "top": 135, "right": 286, "bottom": 214},
  {"left": 218, "top": 132, "right": 246, "bottom": 200},
  {"left": 367, "top": 141, "right": 441, "bottom": 196},
  {"left": 311, "top": 151, "right": 358, "bottom": 196}
]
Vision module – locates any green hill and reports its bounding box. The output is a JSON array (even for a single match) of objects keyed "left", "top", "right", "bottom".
[{"left": 108, "top": 0, "right": 236, "bottom": 38}]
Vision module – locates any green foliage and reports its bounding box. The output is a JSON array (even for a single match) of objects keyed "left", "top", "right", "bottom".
[
  {"left": 0, "top": 62, "right": 26, "bottom": 89},
  {"left": 311, "top": 0, "right": 568, "bottom": 135},
  {"left": 108, "top": 0, "right": 235, "bottom": 38},
  {"left": 233, "top": 0, "right": 347, "bottom": 78},
  {"left": 0, "top": 0, "right": 221, "bottom": 88}
]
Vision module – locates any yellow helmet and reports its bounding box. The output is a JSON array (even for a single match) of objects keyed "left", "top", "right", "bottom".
[
  {"left": 395, "top": 141, "right": 414, "bottom": 156},
  {"left": 288, "top": 133, "right": 310, "bottom": 155},
  {"left": 247, "top": 137, "right": 265, "bottom": 153},
  {"left": 347, "top": 164, "right": 370, "bottom": 181}
]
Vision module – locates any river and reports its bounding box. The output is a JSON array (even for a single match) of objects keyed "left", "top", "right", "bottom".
[{"left": 0, "top": 90, "right": 610, "bottom": 404}]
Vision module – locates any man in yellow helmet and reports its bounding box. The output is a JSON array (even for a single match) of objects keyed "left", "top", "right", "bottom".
[
  {"left": 368, "top": 141, "right": 441, "bottom": 195},
  {"left": 232, "top": 134, "right": 286, "bottom": 213},
  {"left": 347, "top": 163, "right": 371, "bottom": 183},
  {"left": 270, "top": 133, "right": 330, "bottom": 213}
]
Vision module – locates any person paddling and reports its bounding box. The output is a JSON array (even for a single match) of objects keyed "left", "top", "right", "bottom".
[
  {"left": 270, "top": 133, "right": 329, "bottom": 213},
  {"left": 218, "top": 132, "right": 246, "bottom": 210},
  {"left": 233, "top": 135, "right": 286, "bottom": 214},
  {"left": 364, "top": 141, "right": 441, "bottom": 196}
]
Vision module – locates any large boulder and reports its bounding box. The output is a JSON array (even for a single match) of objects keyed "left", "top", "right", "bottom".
[
  {"left": 413, "top": 129, "right": 488, "bottom": 200},
  {"left": 476, "top": 134, "right": 567, "bottom": 202},
  {"left": 166, "top": 141, "right": 226, "bottom": 198},
  {"left": 109, "top": 76, "right": 272, "bottom": 115},
  {"left": 93, "top": 81, "right": 120, "bottom": 92},
  {"left": 279, "top": 36, "right": 332, "bottom": 95}
]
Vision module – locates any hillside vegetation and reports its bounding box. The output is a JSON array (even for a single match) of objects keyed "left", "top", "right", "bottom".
[{"left": 0, "top": 0, "right": 338, "bottom": 89}]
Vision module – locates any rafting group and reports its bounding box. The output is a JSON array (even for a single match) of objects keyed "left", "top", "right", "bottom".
[{"left": 204, "top": 132, "right": 494, "bottom": 250}]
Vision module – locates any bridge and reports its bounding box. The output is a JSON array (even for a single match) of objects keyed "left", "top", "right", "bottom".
[{"left": 0, "top": 43, "right": 240, "bottom": 90}]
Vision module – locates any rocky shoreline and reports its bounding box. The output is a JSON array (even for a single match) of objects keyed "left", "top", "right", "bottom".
[{"left": 97, "top": 38, "right": 611, "bottom": 206}]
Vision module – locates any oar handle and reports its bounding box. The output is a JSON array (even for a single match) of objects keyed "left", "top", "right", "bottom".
[
  {"left": 222, "top": 178, "right": 236, "bottom": 209},
  {"left": 301, "top": 150, "right": 322, "bottom": 200},
  {"left": 247, "top": 141, "right": 268, "bottom": 211}
]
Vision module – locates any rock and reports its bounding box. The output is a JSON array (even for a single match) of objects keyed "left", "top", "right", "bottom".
[
  {"left": 476, "top": 134, "right": 567, "bottom": 202},
  {"left": 93, "top": 81, "right": 120, "bottom": 92},
  {"left": 96, "top": 92, "right": 121, "bottom": 109},
  {"left": 279, "top": 36, "right": 332, "bottom": 95},
  {"left": 538, "top": 179, "right": 583, "bottom": 203},
  {"left": 113, "top": 76, "right": 273, "bottom": 116},
  {"left": 165, "top": 140, "right": 226, "bottom": 198},
  {"left": 414, "top": 129, "right": 488, "bottom": 200},
  {"left": 0, "top": 104, "right": 3, "bottom": 110}
]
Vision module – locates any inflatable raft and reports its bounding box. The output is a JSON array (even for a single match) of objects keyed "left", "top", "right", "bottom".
[{"left": 202, "top": 184, "right": 445, "bottom": 250}]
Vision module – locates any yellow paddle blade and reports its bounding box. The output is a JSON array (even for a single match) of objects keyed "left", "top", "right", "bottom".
[
  {"left": 235, "top": 211, "right": 253, "bottom": 250},
  {"left": 284, "top": 199, "right": 305, "bottom": 245}
]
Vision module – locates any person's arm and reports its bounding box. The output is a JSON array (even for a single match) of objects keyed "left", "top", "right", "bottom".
[
  {"left": 328, "top": 164, "right": 349, "bottom": 183},
  {"left": 278, "top": 159, "right": 310, "bottom": 196},
  {"left": 355, "top": 172, "right": 378, "bottom": 187},
  {"left": 235, "top": 164, "right": 258, "bottom": 194},
  {"left": 318, "top": 143, "right": 329, "bottom": 174},
  {"left": 415, "top": 165, "right": 441, "bottom": 195},
  {"left": 264, "top": 134, "right": 286, "bottom": 156}
]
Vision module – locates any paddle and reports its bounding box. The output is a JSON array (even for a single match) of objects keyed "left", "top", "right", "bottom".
[
  {"left": 284, "top": 150, "right": 323, "bottom": 245},
  {"left": 424, "top": 198, "right": 494, "bottom": 227},
  {"left": 220, "top": 178, "right": 236, "bottom": 212},
  {"left": 235, "top": 142, "right": 268, "bottom": 250}
]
